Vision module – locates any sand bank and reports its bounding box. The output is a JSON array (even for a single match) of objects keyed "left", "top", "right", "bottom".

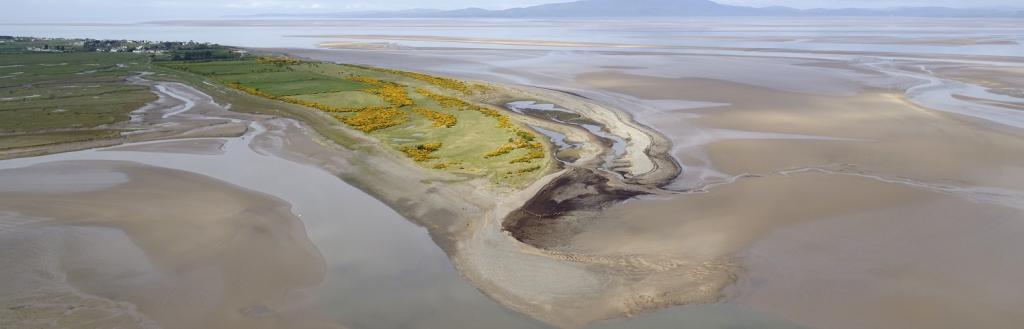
[
  {"left": 567, "top": 58, "right": 1024, "bottom": 328},
  {"left": 0, "top": 161, "right": 326, "bottom": 329},
  {"left": 578, "top": 71, "right": 1024, "bottom": 192},
  {"left": 309, "top": 34, "right": 660, "bottom": 49}
]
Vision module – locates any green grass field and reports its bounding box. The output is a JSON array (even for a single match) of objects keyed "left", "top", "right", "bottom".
[
  {"left": 161, "top": 57, "right": 550, "bottom": 184},
  {"left": 288, "top": 91, "right": 385, "bottom": 108},
  {"left": 0, "top": 51, "right": 154, "bottom": 145},
  {"left": 0, "top": 39, "right": 81, "bottom": 54},
  {"left": 161, "top": 60, "right": 372, "bottom": 97}
]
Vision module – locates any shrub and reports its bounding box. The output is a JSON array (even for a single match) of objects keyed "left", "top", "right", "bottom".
[
  {"left": 417, "top": 88, "right": 471, "bottom": 109},
  {"left": 368, "top": 67, "right": 472, "bottom": 94},
  {"left": 510, "top": 149, "right": 545, "bottom": 164},
  {"left": 513, "top": 165, "right": 541, "bottom": 174},
  {"left": 338, "top": 107, "right": 407, "bottom": 132},
  {"left": 484, "top": 135, "right": 543, "bottom": 160},
  {"left": 412, "top": 107, "right": 457, "bottom": 128},
  {"left": 401, "top": 142, "right": 443, "bottom": 162},
  {"left": 350, "top": 75, "right": 413, "bottom": 107},
  {"left": 367, "top": 83, "right": 413, "bottom": 107},
  {"left": 255, "top": 56, "right": 302, "bottom": 66}
]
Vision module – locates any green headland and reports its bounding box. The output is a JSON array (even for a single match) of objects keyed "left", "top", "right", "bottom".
[{"left": 0, "top": 37, "right": 550, "bottom": 185}]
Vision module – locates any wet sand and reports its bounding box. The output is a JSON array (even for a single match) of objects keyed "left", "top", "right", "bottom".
[
  {"left": 264, "top": 42, "right": 1022, "bottom": 328},
  {"left": 577, "top": 71, "right": 1024, "bottom": 191},
  {"left": 280, "top": 32, "right": 1024, "bottom": 328},
  {"left": 567, "top": 55, "right": 1024, "bottom": 328},
  {"left": 571, "top": 173, "right": 936, "bottom": 260},
  {"left": 738, "top": 196, "right": 1024, "bottom": 329},
  {"left": 106, "top": 139, "right": 227, "bottom": 154},
  {"left": 0, "top": 161, "right": 326, "bottom": 329},
  {"left": 4, "top": 20, "right": 1024, "bottom": 328},
  {"left": 572, "top": 171, "right": 1023, "bottom": 329}
]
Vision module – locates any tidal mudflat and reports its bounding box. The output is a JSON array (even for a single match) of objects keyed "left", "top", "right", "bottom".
[
  {"left": 0, "top": 121, "right": 549, "bottom": 329},
  {"left": 3, "top": 17, "right": 1024, "bottom": 329},
  {"left": 275, "top": 18, "right": 1024, "bottom": 329}
]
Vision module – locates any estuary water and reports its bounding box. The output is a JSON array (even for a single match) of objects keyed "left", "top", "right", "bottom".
[{"left": 3, "top": 17, "right": 1024, "bottom": 57}]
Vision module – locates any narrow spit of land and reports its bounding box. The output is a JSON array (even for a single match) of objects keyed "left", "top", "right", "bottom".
[
  {"left": 158, "top": 57, "right": 551, "bottom": 185},
  {"left": 1, "top": 38, "right": 555, "bottom": 185}
]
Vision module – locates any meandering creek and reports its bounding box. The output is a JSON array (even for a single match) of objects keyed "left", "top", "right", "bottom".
[{"left": 507, "top": 100, "right": 627, "bottom": 172}]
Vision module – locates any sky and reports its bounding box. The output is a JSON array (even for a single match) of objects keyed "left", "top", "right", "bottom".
[
  {"left": 4, "top": 0, "right": 1021, "bottom": 22},
  {"left": 718, "top": 0, "right": 1022, "bottom": 8}
]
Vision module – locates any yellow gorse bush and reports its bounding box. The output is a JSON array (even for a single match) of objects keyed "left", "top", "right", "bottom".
[
  {"left": 401, "top": 142, "right": 443, "bottom": 162},
  {"left": 350, "top": 75, "right": 414, "bottom": 107},
  {"left": 485, "top": 138, "right": 543, "bottom": 159},
  {"left": 255, "top": 56, "right": 302, "bottom": 66},
  {"left": 281, "top": 96, "right": 369, "bottom": 113},
  {"left": 510, "top": 149, "right": 545, "bottom": 163},
  {"left": 338, "top": 107, "right": 407, "bottom": 133},
  {"left": 417, "top": 88, "right": 514, "bottom": 129},
  {"left": 412, "top": 107, "right": 457, "bottom": 128},
  {"left": 368, "top": 67, "right": 472, "bottom": 94},
  {"left": 366, "top": 83, "right": 414, "bottom": 107},
  {"left": 417, "top": 88, "right": 471, "bottom": 109}
]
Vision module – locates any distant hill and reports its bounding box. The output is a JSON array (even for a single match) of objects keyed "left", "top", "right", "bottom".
[
  {"left": 439, "top": 0, "right": 782, "bottom": 17},
  {"left": 249, "top": 0, "right": 1024, "bottom": 18}
]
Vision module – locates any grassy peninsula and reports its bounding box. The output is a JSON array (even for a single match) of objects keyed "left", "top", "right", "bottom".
[
  {"left": 158, "top": 57, "right": 549, "bottom": 183},
  {"left": 0, "top": 36, "right": 550, "bottom": 184}
]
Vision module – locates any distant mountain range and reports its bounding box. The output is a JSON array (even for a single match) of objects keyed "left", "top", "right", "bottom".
[{"left": 246, "top": 0, "right": 1024, "bottom": 18}]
